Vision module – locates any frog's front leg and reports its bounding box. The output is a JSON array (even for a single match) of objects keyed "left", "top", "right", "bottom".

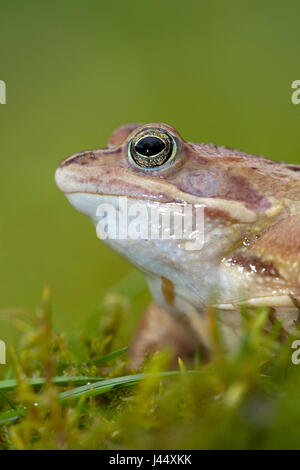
[{"left": 128, "top": 302, "right": 205, "bottom": 369}]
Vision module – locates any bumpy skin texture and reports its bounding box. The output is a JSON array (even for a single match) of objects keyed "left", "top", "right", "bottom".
[{"left": 56, "top": 123, "right": 300, "bottom": 366}]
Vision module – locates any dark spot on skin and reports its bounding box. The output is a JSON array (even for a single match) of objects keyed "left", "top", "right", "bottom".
[
  {"left": 227, "top": 252, "right": 279, "bottom": 277},
  {"left": 161, "top": 276, "right": 175, "bottom": 305},
  {"left": 287, "top": 165, "right": 300, "bottom": 172},
  {"left": 204, "top": 207, "right": 241, "bottom": 223},
  {"left": 225, "top": 174, "right": 271, "bottom": 210}
]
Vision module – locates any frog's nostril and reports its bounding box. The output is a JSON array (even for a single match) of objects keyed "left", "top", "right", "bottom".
[
  {"left": 60, "top": 151, "right": 96, "bottom": 168},
  {"left": 80, "top": 151, "right": 96, "bottom": 162}
]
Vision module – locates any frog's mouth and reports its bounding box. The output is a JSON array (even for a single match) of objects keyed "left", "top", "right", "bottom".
[
  {"left": 54, "top": 160, "right": 264, "bottom": 224},
  {"left": 64, "top": 190, "right": 260, "bottom": 225}
]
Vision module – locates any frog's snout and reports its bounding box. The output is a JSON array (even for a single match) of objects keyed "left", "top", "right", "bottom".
[
  {"left": 55, "top": 151, "right": 96, "bottom": 193},
  {"left": 55, "top": 165, "right": 68, "bottom": 193}
]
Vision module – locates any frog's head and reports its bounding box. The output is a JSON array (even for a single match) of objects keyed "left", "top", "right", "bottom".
[
  {"left": 55, "top": 122, "right": 285, "bottom": 226},
  {"left": 56, "top": 123, "right": 300, "bottom": 308}
]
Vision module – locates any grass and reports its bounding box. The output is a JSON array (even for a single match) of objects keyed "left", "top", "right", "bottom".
[{"left": 1, "top": 286, "right": 300, "bottom": 449}]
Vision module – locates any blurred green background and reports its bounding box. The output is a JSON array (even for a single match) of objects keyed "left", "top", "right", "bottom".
[{"left": 0, "top": 0, "right": 299, "bottom": 343}]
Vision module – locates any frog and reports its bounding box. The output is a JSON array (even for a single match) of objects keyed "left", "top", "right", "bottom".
[{"left": 55, "top": 123, "right": 300, "bottom": 367}]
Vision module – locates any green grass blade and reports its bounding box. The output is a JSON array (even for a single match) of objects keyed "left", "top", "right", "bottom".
[
  {"left": 59, "top": 373, "right": 146, "bottom": 401},
  {"left": 0, "top": 390, "right": 17, "bottom": 409},
  {"left": 0, "top": 371, "right": 202, "bottom": 424},
  {"left": 91, "top": 346, "right": 128, "bottom": 365},
  {"left": 0, "top": 407, "right": 26, "bottom": 425},
  {"left": 59, "top": 370, "right": 201, "bottom": 401},
  {"left": 0, "top": 376, "right": 105, "bottom": 391}
]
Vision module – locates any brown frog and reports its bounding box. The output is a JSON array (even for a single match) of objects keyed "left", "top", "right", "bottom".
[{"left": 55, "top": 123, "right": 300, "bottom": 366}]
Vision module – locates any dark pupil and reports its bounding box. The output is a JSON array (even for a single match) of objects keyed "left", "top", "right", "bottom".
[{"left": 135, "top": 136, "right": 165, "bottom": 157}]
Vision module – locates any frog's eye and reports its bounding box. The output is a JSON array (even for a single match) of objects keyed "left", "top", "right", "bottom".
[{"left": 128, "top": 128, "right": 177, "bottom": 169}]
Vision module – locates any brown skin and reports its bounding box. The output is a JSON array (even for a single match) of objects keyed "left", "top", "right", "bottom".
[
  {"left": 58, "top": 122, "right": 300, "bottom": 211},
  {"left": 56, "top": 123, "right": 300, "bottom": 367}
]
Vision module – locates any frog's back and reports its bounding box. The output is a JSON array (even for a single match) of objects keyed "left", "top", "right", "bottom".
[{"left": 186, "top": 141, "right": 300, "bottom": 205}]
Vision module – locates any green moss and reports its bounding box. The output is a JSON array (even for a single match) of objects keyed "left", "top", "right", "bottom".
[{"left": 0, "top": 287, "right": 300, "bottom": 450}]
